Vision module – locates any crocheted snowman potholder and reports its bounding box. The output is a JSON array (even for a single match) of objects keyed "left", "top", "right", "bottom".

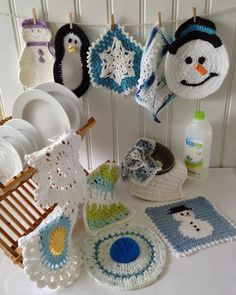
[
  {"left": 19, "top": 204, "right": 82, "bottom": 289},
  {"left": 83, "top": 163, "right": 135, "bottom": 235},
  {"left": 26, "top": 132, "right": 87, "bottom": 207},
  {"left": 165, "top": 16, "right": 229, "bottom": 99},
  {"left": 84, "top": 225, "right": 166, "bottom": 290},
  {"left": 19, "top": 19, "right": 54, "bottom": 88},
  {"left": 136, "top": 26, "right": 176, "bottom": 123},
  {"left": 88, "top": 24, "right": 143, "bottom": 95}
]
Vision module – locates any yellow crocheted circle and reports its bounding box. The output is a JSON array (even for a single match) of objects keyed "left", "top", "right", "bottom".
[{"left": 49, "top": 226, "right": 66, "bottom": 256}]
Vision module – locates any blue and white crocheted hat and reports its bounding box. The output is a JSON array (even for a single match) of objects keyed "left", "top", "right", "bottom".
[
  {"left": 87, "top": 24, "right": 143, "bottom": 95},
  {"left": 84, "top": 225, "right": 166, "bottom": 290},
  {"left": 165, "top": 17, "right": 229, "bottom": 99}
]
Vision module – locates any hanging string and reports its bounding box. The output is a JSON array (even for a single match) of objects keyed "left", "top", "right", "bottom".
[{"left": 0, "top": 5, "right": 236, "bottom": 27}]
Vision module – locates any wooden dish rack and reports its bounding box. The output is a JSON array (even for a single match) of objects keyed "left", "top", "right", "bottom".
[{"left": 0, "top": 116, "right": 96, "bottom": 267}]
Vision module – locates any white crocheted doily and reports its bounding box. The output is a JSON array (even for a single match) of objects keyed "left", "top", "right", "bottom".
[
  {"left": 19, "top": 204, "right": 82, "bottom": 289},
  {"left": 26, "top": 132, "right": 87, "bottom": 207},
  {"left": 130, "top": 160, "right": 187, "bottom": 201},
  {"left": 83, "top": 224, "right": 166, "bottom": 290}
]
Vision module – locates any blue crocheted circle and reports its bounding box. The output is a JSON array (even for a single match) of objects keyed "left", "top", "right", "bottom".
[{"left": 110, "top": 237, "right": 140, "bottom": 263}]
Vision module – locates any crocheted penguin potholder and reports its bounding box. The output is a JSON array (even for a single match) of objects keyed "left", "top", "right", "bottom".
[
  {"left": 19, "top": 19, "right": 54, "bottom": 88},
  {"left": 19, "top": 204, "right": 82, "bottom": 289},
  {"left": 165, "top": 17, "right": 229, "bottom": 99},
  {"left": 25, "top": 132, "right": 87, "bottom": 207},
  {"left": 136, "top": 26, "right": 176, "bottom": 123},
  {"left": 88, "top": 24, "right": 143, "bottom": 95},
  {"left": 53, "top": 24, "right": 90, "bottom": 98},
  {"left": 83, "top": 163, "right": 135, "bottom": 235},
  {"left": 84, "top": 225, "right": 166, "bottom": 290}
]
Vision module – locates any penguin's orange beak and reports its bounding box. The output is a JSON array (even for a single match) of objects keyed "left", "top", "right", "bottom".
[
  {"left": 67, "top": 44, "right": 77, "bottom": 54},
  {"left": 195, "top": 64, "right": 207, "bottom": 76}
]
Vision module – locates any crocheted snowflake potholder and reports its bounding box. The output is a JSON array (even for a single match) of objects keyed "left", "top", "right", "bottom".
[
  {"left": 19, "top": 19, "right": 54, "bottom": 88},
  {"left": 83, "top": 163, "right": 135, "bottom": 235},
  {"left": 145, "top": 196, "right": 236, "bottom": 257},
  {"left": 53, "top": 23, "right": 90, "bottom": 98},
  {"left": 19, "top": 204, "right": 82, "bottom": 289},
  {"left": 84, "top": 225, "right": 166, "bottom": 290},
  {"left": 25, "top": 132, "right": 87, "bottom": 207},
  {"left": 165, "top": 17, "right": 229, "bottom": 99},
  {"left": 136, "top": 26, "right": 176, "bottom": 123},
  {"left": 121, "top": 137, "right": 163, "bottom": 186},
  {"left": 88, "top": 24, "right": 143, "bottom": 95}
]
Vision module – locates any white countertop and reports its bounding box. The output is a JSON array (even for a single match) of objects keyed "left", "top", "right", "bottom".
[{"left": 1, "top": 168, "right": 236, "bottom": 295}]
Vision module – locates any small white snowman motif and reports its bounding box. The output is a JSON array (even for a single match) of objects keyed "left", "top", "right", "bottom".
[
  {"left": 169, "top": 205, "right": 213, "bottom": 239},
  {"left": 19, "top": 19, "right": 54, "bottom": 87}
]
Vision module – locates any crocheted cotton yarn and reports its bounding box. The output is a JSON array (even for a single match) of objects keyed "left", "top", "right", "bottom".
[
  {"left": 87, "top": 24, "right": 143, "bottom": 95},
  {"left": 25, "top": 132, "right": 87, "bottom": 207},
  {"left": 54, "top": 23, "right": 90, "bottom": 98},
  {"left": 145, "top": 196, "right": 236, "bottom": 257},
  {"left": 130, "top": 160, "right": 187, "bottom": 201},
  {"left": 121, "top": 137, "right": 163, "bottom": 186},
  {"left": 83, "top": 163, "right": 135, "bottom": 235},
  {"left": 19, "top": 204, "right": 82, "bottom": 289},
  {"left": 136, "top": 26, "right": 176, "bottom": 123},
  {"left": 19, "top": 19, "right": 54, "bottom": 87},
  {"left": 83, "top": 225, "right": 166, "bottom": 290},
  {"left": 165, "top": 17, "right": 229, "bottom": 99}
]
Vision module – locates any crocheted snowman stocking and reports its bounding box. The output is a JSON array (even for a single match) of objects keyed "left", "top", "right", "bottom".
[
  {"left": 83, "top": 162, "right": 135, "bottom": 235},
  {"left": 19, "top": 19, "right": 54, "bottom": 87},
  {"left": 165, "top": 16, "right": 229, "bottom": 99},
  {"left": 25, "top": 132, "right": 87, "bottom": 208},
  {"left": 19, "top": 204, "right": 82, "bottom": 289},
  {"left": 87, "top": 24, "right": 143, "bottom": 95},
  {"left": 136, "top": 26, "right": 176, "bottom": 123},
  {"left": 53, "top": 24, "right": 90, "bottom": 98}
]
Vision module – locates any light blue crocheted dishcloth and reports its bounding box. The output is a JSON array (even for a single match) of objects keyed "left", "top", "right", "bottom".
[
  {"left": 88, "top": 24, "right": 143, "bottom": 95},
  {"left": 146, "top": 196, "right": 236, "bottom": 256},
  {"left": 136, "top": 26, "right": 176, "bottom": 123}
]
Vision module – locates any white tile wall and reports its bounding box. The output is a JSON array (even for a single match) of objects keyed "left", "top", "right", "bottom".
[{"left": 0, "top": 0, "right": 235, "bottom": 169}]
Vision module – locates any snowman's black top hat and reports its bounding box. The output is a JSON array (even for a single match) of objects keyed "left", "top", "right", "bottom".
[
  {"left": 168, "top": 16, "right": 222, "bottom": 54},
  {"left": 169, "top": 205, "right": 192, "bottom": 215}
]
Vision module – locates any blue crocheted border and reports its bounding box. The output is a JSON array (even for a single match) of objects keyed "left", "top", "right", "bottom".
[{"left": 89, "top": 24, "right": 143, "bottom": 94}]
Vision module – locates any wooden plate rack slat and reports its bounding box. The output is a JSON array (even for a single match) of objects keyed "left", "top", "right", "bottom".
[{"left": 0, "top": 116, "right": 96, "bottom": 267}]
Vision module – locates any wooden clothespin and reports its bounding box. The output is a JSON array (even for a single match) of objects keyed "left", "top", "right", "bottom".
[
  {"left": 192, "top": 6, "right": 197, "bottom": 23},
  {"left": 32, "top": 8, "right": 37, "bottom": 25},
  {"left": 69, "top": 12, "right": 73, "bottom": 29},
  {"left": 156, "top": 11, "right": 162, "bottom": 27},
  {"left": 111, "top": 14, "right": 115, "bottom": 31}
]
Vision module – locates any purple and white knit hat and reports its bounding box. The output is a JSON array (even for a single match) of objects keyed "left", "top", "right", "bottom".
[{"left": 22, "top": 19, "right": 48, "bottom": 29}]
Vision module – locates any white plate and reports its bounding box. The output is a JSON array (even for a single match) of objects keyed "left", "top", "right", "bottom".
[
  {"left": 35, "top": 82, "right": 86, "bottom": 129},
  {"left": 4, "top": 119, "right": 45, "bottom": 151},
  {"left": 0, "top": 126, "right": 34, "bottom": 165},
  {"left": 12, "top": 89, "right": 71, "bottom": 144},
  {"left": 0, "top": 137, "right": 23, "bottom": 184}
]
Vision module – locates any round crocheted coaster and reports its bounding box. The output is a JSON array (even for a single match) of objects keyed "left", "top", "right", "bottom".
[{"left": 84, "top": 225, "right": 166, "bottom": 290}]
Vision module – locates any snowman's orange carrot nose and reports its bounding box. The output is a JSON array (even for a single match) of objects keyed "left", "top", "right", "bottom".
[{"left": 195, "top": 64, "right": 207, "bottom": 76}]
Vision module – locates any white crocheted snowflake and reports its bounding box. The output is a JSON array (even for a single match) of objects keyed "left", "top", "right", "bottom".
[
  {"left": 99, "top": 38, "right": 135, "bottom": 85},
  {"left": 25, "top": 132, "right": 87, "bottom": 207}
]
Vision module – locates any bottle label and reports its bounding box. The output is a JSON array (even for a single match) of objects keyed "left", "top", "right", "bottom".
[{"left": 184, "top": 137, "right": 204, "bottom": 177}]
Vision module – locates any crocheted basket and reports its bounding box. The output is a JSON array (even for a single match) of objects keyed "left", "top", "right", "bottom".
[{"left": 129, "top": 160, "right": 187, "bottom": 202}]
